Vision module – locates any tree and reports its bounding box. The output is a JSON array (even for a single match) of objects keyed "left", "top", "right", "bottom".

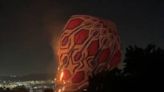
[
  {"left": 0, "top": 87, "right": 5, "bottom": 92},
  {"left": 86, "top": 44, "right": 164, "bottom": 92},
  {"left": 86, "top": 68, "right": 122, "bottom": 92},
  {"left": 12, "top": 86, "right": 29, "bottom": 92},
  {"left": 44, "top": 88, "right": 54, "bottom": 92},
  {"left": 123, "top": 44, "right": 164, "bottom": 92}
]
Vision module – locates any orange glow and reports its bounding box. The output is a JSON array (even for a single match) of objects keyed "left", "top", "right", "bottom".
[
  {"left": 58, "top": 89, "right": 61, "bottom": 92},
  {"left": 60, "top": 71, "right": 64, "bottom": 81},
  {"left": 62, "top": 87, "right": 65, "bottom": 91}
]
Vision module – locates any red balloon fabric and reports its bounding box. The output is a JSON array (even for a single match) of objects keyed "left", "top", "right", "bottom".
[{"left": 54, "top": 15, "right": 122, "bottom": 92}]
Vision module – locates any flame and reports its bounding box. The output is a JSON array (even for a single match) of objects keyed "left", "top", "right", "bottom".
[
  {"left": 58, "top": 89, "right": 61, "bottom": 92},
  {"left": 60, "top": 71, "right": 64, "bottom": 81}
]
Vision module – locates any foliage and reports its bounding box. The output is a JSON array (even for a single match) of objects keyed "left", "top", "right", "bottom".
[
  {"left": 86, "top": 44, "right": 164, "bottom": 92},
  {"left": 44, "top": 88, "right": 54, "bottom": 92},
  {"left": 12, "top": 86, "right": 29, "bottom": 92},
  {"left": 0, "top": 86, "right": 28, "bottom": 92}
]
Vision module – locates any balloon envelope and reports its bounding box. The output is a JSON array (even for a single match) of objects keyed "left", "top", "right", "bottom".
[{"left": 54, "top": 15, "right": 122, "bottom": 92}]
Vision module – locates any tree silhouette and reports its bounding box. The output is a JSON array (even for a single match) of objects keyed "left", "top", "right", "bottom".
[
  {"left": 0, "top": 87, "right": 5, "bottom": 92},
  {"left": 86, "top": 44, "right": 164, "bottom": 92},
  {"left": 87, "top": 68, "right": 124, "bottom": 92},
  {"left": 44, "top": 88, "right": 54, "bottom": 92},
  {"left": 123, "top": 44, "right": 164, "bottom": 92},
  {"left": 12, "top": 86, "right": 29, "bottom": 92},
  {"left": 0, "top": 87, "right": 13, "bottom": 92}
]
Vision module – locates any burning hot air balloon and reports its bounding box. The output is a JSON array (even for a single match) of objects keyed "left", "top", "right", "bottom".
[{"left": 54, "top": 15, "right": 122, "bottom": 92}]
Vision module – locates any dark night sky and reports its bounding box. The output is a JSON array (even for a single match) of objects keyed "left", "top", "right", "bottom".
[{"left": 0, "top": 0, "right": 163, "bottom": 76}]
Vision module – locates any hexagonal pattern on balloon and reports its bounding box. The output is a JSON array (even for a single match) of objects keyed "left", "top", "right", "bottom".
[{"left": 54, "top": 15, "right": 122, "bottom": 92}]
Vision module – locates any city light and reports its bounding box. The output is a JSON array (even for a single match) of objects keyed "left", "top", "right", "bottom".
[{"left": 0, "top": 80, "right": 54, "bottom": 90}]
